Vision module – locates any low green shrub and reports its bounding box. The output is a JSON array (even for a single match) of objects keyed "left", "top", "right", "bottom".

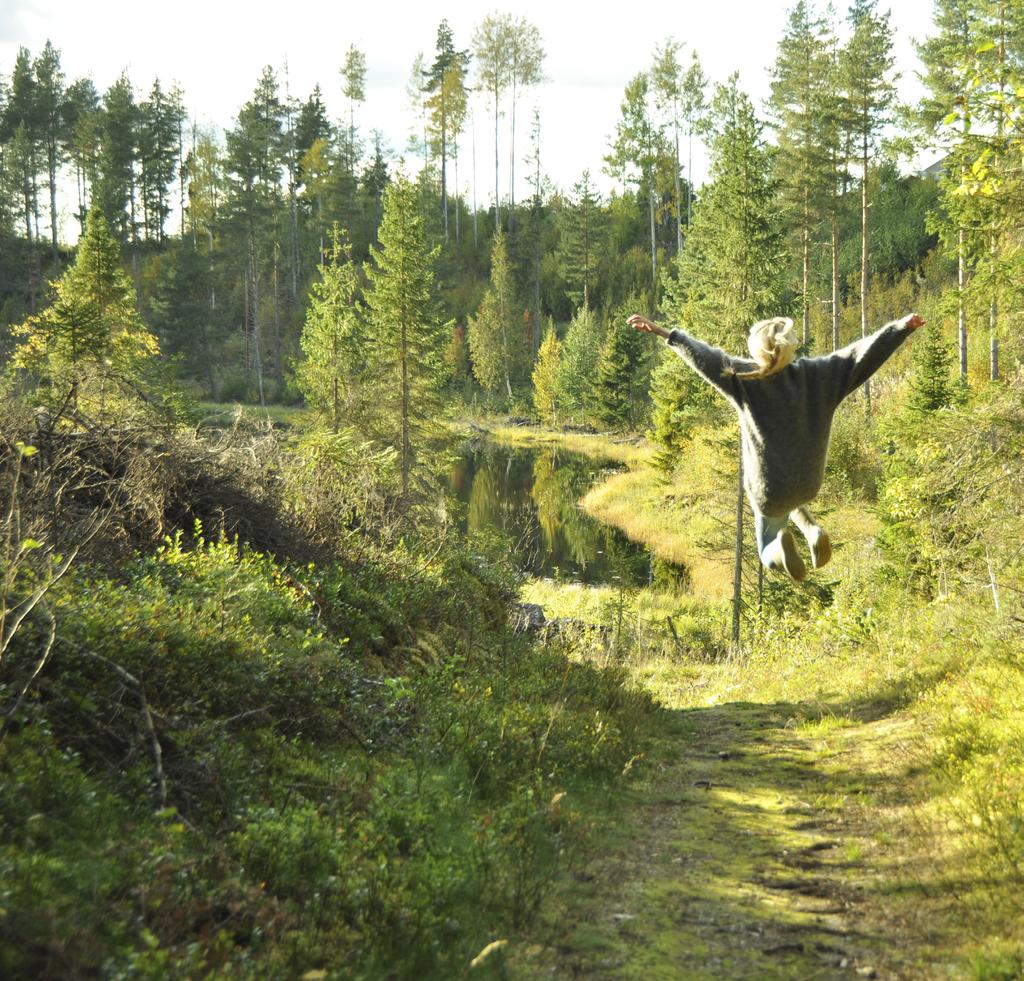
[{"left": 0, "top": 526, "right": 655, "bottom": 978}]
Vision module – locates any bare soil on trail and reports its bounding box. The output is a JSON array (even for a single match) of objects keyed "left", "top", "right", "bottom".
[{"left": 523, "top": 699, "right": 940, "bottom": 980}]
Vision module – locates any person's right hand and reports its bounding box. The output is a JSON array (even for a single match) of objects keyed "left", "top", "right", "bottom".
[{"left": 906, "top": 313, "right": 926, "bottom": 330}]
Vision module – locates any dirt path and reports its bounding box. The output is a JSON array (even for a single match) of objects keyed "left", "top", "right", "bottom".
[{"left": 525, "top": 699, "right": 924, "bottom": 980}]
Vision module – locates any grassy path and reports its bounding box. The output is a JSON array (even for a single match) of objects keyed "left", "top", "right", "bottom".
[{"left": 525, "top": 696, "right": 924, "bottom": 979}]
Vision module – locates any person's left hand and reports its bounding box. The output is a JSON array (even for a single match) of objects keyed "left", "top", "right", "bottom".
[
  {"left": 628, "top": 314, "right": 665, "bottom": 336},
  {"left": 906, "top": 313, "right": 926, "bottom": 330}
]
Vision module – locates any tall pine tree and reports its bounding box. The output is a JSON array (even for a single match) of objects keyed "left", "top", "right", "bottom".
[
  {"left": 424, "top": 20, "right": 470, "bottom": 239},
  {"left": 769, "top": 2, "right": 833, "bottom": 346},
  {"left": 364, "top": 172, "right": 447, "bottom": 496},
  {"left": 33, "top": 40, "right": 67, "bottom": 260},
  {"left": 224, "top": 66, "right": 285, "bottom": 404},
  {"left": 605, "top": 72, "right": 668, "bottom": 293},
  {"left": 916, "top": 0, "right": 984, "bottom": 381},
  {"left": 842, "top": 0, "right": 897, "bottom": 407}
]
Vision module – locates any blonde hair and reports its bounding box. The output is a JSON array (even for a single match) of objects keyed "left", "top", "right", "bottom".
[{"left": 723, "top": 317, "right": 798, "bottom": 380}]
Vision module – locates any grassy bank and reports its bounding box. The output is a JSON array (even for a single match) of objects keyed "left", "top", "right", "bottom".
[
  {"left": 468, "top": 420, "right": 653, "bottom": 467},
  {"left": 195, "top": 401, "right": 311, "bottom": 429},
  {"left": 469, "top": 419, "right": 733, "bottom": 599}
]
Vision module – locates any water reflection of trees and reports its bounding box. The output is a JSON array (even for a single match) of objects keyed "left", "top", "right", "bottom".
[
  {"left": 456, "top": 443, "right": 688, "bottom": 588},
  {"left": 531, "top": 450, "right": 603, "bottom": 569},
  {"left": 467, "top": 455, "right": 504, "bottom": 533},
  {"left": 467, "top": 445, "right": 540, "bottom": 563}
]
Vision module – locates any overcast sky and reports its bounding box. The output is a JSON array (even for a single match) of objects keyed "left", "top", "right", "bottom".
[{"left": 2, "top": 0, "right": 937, "bottom": 241}]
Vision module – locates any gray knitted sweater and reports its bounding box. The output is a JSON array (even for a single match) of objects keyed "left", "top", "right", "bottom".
[{"left": 666, "top": 316, "right": 915, "bottom": 517}]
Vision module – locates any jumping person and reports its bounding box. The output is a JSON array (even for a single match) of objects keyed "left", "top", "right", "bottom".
[{"left": 627, "top": 312, "right": 926, "bottom": 581}]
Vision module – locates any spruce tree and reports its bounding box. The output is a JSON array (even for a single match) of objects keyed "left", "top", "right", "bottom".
[
  {"left": 557, "top": 172, "right": 605, "bottom": 310},
  {"left": 556, "top": 305, "right": 602, "bottom": 421},
  {"left": 295, "top": 86, "right": 331, "bottom": 164},
  {"left": 363, "top": 172, "right": 447, "bottom": 497},
  {"left": 648, "top": 348, "right": 718, "bottom": 472},
  {"left": 909, "top": 322, "right": 956, "bottom": 412},
  {"left": 297, "top": 226, "right": 365, "bottom": 432},
  {"left": 594, "top": 314, "right": 645, "bottom": 431},
  {"left": 361, "top": 132, "right": 390, "bottom": 245},
  {"left": 532, "top": 322, "right": 562, "bottom": 426},
  {"left": 468, "top": 228, "right": 525, "bottom": 399},
  {"left": 149, "top": 239, "right": 222, "bottom": 398},
  {"left": 444, "top": 324, "right": 470, "bottom": 389},
  {"left": 14, "top": 207, "right": 158, "bottom": 406},
  {"left": 96, "top": 72, "right": 139, "bottom": 247},
  {"left": 664, "top": 75, "right": 787, "bottom": 351}
]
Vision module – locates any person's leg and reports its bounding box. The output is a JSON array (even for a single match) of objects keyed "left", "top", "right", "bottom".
[
  {"left": 790, "top": 506, "right": 832, "bottom": 569},
  {"left": 755, "top": 510, "right": 806, "bottom": 582}
]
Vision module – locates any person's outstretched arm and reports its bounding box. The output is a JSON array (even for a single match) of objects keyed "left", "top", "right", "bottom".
[
  {"left": 823, "top": 313, "right": 926, "bottom": 401},
  {"left": 628, "top": 314, "right": 739, "bottom": 400}
]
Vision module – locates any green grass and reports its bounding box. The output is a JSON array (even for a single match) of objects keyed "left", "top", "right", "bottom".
[
  {"left": 195, "top": 400, "right": 311, "bottom": 428},
  {"left": 7, "top": 403, "right": 1020, "bottom": 977}
]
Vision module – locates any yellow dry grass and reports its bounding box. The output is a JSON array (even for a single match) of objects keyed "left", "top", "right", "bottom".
[
  {"left": 580, "top": 468, "right": 732, "bottom": 601},
  {"left": 478, "top": 423, "right": 654, "bottom": 467}
]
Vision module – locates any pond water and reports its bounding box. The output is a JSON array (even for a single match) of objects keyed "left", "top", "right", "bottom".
[{"left": 448, "top": 442, "right": 688, "bottom": 591}]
